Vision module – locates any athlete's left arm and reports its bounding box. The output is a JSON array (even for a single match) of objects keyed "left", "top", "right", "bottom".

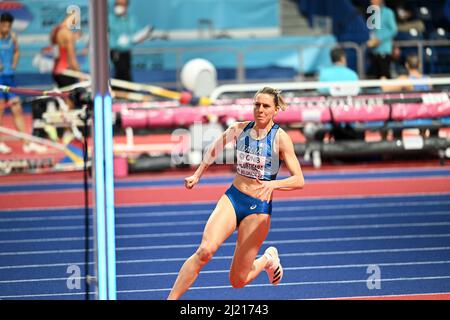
[
  {"left": 272, "top": 129, "right": 305, "bottom": 191},
  {"left": 11, "top": 32, "right": 19, "bottom": 71},
  {"left": 255, "top": 129, "right": 304, "bottom": 201}
]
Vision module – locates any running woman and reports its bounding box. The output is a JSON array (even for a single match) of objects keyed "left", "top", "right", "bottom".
[{"left": 168, "top": 86, "right": 305, "bottom": 300}]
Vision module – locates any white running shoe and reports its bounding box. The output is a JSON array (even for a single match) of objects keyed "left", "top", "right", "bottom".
[
  {"left": 23, "top": 142, "right": 48, "bottom": 154},
  {"left": 263, "top": 246, "right": 283, "bottom": 285},
  {"left": 0, "top": 142, "right": 12, "bottom": 154}
]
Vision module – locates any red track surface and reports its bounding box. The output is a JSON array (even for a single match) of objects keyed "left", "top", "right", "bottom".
[
  {"left": 1, "top": 175, "right": 449, "bottom": 210},
  {"left": 2, "top": 113, "right": 450, "bottom": 211}
]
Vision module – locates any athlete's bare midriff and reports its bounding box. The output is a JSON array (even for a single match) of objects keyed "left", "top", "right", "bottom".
[{"left": 231, "top": 174, "right": 273, "bottom": 201}]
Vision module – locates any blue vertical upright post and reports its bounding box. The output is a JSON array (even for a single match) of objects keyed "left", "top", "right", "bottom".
[{"left": 89, "top": 0, "right": 117, "bottom": 300}]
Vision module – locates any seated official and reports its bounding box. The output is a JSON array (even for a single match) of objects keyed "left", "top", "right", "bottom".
[{"left": 317, "top": 47, "right": 360, "bottom": 96}]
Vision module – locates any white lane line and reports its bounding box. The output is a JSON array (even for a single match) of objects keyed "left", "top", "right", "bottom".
[
  {"left": 0, "top": 292, "right": 94, "bottom": 299},
  {"left": 0, "top": 261, "right": 88, "bottom": 270},
  {"left": 0, "top": 192, "right": 450, "bottom": 215},
  {"left": 0, "top": 277, "right": 86, "bottom": 284},
  {"left": 115, "top": 275, "right": 450, "bottom": 294},
  {"left": 0, "top": 222, "right": 450, "bottom": 244},
  {"left": 1, "top": 199, "right": 449, "bottom": 223},
  {"left": 109, "top": 221, "right": 450, "bottom": 239},
  {"left": 4, "top": 209, "right": 449, "bottom": 231},
  {"left": 0, "top": 211, "right": 450, "bottom": 232},
  {"left": 117, "top": 246, "right": 450, "bottom": 264},
  {"left": 0, "top": 236, "right": 87, "bottom": 244},
  {"left": 2, "top": 275, "right": 450, "bottom": 299},
  {"left": 2, "top": 233, "right": 450, "bottom": 256},
  {"left": 320, "top": 291, "right": 450, "bottom": 300},
  {"left": 116, "top": 233, "right": 450, "bottom": 251},
  {"left": 2, "top": 260, "right": 450, "bottom": 284},
  {"left": 1, "top": 246, "right": 450, "bottom": 270},
  {"left": 1, "top": 192, "right": 449, "bottom": 214},
  {"left": 2, "top": 221, "right": 450, "bottom": 255}
]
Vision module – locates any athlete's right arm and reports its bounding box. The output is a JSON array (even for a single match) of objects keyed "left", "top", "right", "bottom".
[{"left": 185, "top": 122, "right": 245, "bottom": 189}]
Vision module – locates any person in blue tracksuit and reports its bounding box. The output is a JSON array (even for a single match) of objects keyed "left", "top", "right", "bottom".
[{"left": 0, "top": 12, "right": 46, "bottom": 154}]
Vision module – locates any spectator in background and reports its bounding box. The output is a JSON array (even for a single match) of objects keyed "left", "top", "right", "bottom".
[
  {"left": 382, "top": 54, "right": 432, "bottom": 92},
  {"left": 317, "top": 47, "right": 364, "bottom": 143},
  {"left": 0, "top": 12, "right": 46, "bottom": 154},
  {"left": 394, "top": 3, "right": 425, "bottom": 34},
  {"left": 318, "top": 47, "right": 359, "bottom": 96},
  {"left": 367, "top": 0, "right": 398, "bottom": 79},
  {"left": 389, "top": 44, "right": 405, "bottom": 78},
  {"left": 51, "top": 11, "right": 81, "bottom": 90},
  {"left": 109, "top": 0, "right": 153, "bottom": 82},
  {"left": 50, "top": 10, "right": 82, "bottom": 144},
  {"left": 382, "top": 54, "right": 434, "bottom": 139}
]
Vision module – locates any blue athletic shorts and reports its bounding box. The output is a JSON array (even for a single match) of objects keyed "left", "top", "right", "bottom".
[
  {"left": 225, "top": 184, "right": 272, "bottom": 226},
  {"left": 0, "top": 75, "right": 18, "bottom": 101}
]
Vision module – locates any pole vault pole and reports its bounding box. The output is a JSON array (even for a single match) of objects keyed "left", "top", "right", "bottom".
[{"left": 89, "top": 0, "right": 117, "bottom": 300}]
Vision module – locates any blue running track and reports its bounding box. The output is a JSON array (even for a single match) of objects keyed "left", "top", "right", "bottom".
[{"left": 1, "top": 192, "right": 450, "bottom": 300}]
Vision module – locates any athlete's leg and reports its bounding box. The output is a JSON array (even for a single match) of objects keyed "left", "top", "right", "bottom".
[
  {"left": 0, "top": 99, "right": 11, "bottom": 153},
  {"left": 9, "top": 97, "right": 26, "bottom": 134},
  {"left": 167, "top": 195, "right": 237, "bottom": 300},
  {"left": 8, "top": 97, "right": 46, "bottom": 153},
  {"left": 0, "top": 99, "right": 5, "bottom": 128},
  {"left": 229, "top": 214, "right": 271, "bottom": 288}
]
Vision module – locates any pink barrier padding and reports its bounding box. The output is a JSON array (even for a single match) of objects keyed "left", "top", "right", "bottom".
[
  {"left": 214, "top": 105, "right": 241, "bottom": 121},
  {"left": 147, "top": 108, "right": 175, "bottom": 127},
  {"left": 391, "top": 100, "right": 450, "bottom": 120},
  {"left": 113, "top": 102, "right": 130, "bottom": 113},
  {"left": 298, "top": 104, "right": 332, "bottom": 123},
  {"left": 120, "top": 109, "right": 148, "bottom": 128},
  {"left": 330, "top": 103, "right": 390, "bottom": 122},
  {"left": 113, "top": 101, "right": 179, "bottom": 113},
  {"left": 172, "top": 107, "right": 204, "bottom": 126},
  {"left": 210, "top": 104, "right": 253, "bottom": 122},
  {"left": 115, "top": 93, "right": 450, "bottom": 129},
  {"left": 274, "top": 104, "right": 303, "bottom": 124},
  {"left": 229, "top": 105, "right": 254, "bottom": 121}
]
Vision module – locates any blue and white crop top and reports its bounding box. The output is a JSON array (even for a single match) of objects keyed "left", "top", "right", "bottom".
[{"left": 236, "top": 121, "right": 281, "bottom": 181}]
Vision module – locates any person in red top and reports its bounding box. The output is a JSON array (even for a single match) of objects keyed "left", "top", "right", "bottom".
[
  {"left": 48, "top": 11, "right": 82, "bottom": 144},
  {"left": 51, "top": 11, "right": 80, "bottom": 91}
]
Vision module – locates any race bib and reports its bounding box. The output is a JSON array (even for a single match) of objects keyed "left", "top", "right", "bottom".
[{"left": 236, "top": 150, "right": 266, "bottom": 179}]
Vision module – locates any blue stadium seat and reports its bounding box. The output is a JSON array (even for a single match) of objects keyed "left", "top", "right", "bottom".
[
  {"left": 428, "top": 28, "right": 449, "bottom": 40},
  {"left": 395, "top": 28, "right": 424, "bottom": 41},
  {"left": 426, "top": 28, "right": 450, "bottom": 74},
  {"left": 395, "top": 29, "right": 424, "bottom": 65},
  {"left": 297, "top": 0, "right": 369, "bottom": 44}
]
